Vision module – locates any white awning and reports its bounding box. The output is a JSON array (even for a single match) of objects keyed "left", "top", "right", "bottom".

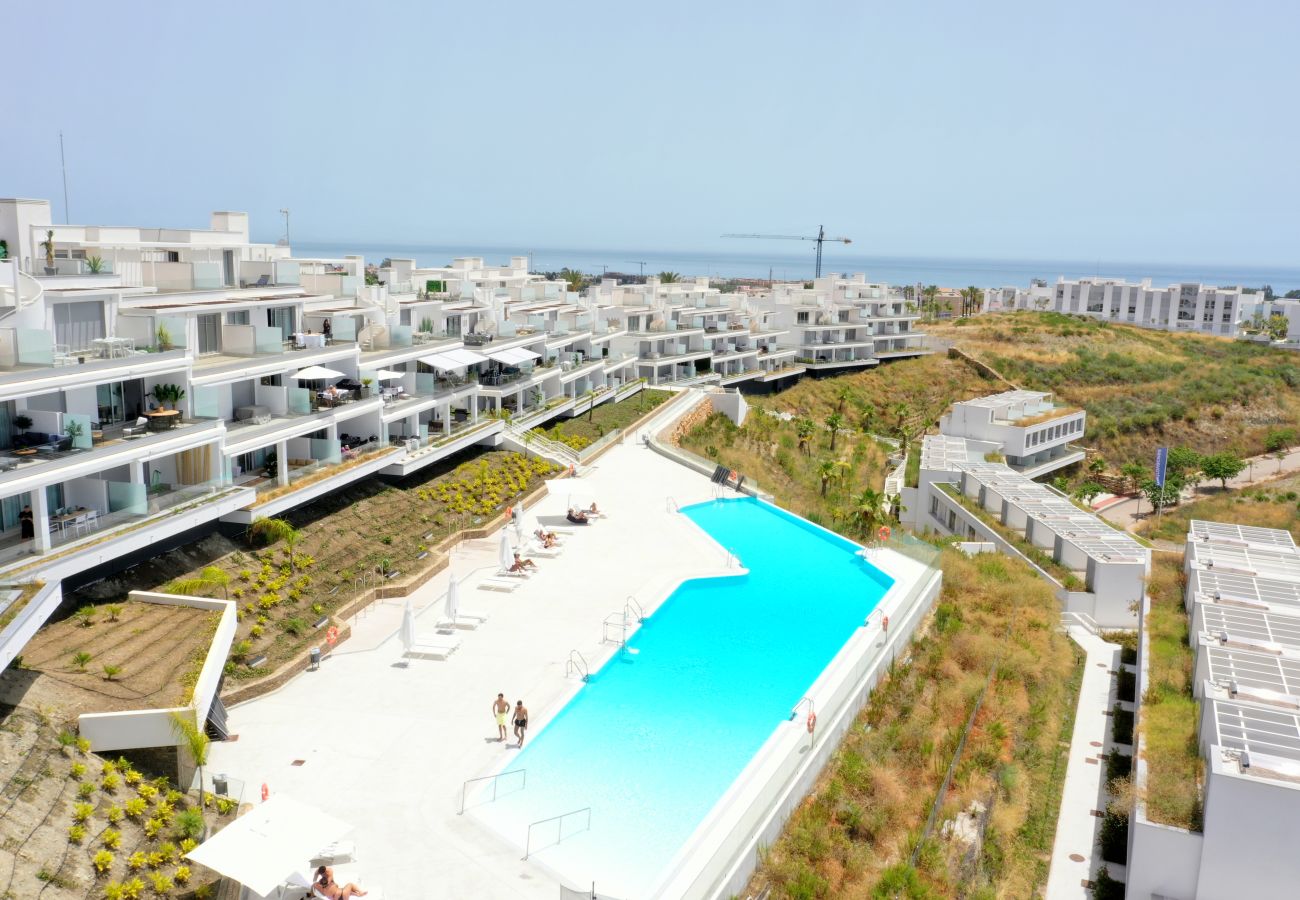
[
  {"left": 420, "top": 348, "right": 489, "bottom": 371},
  {"left": 374, "top": 368, "right": 405, "bottom": 381},
  {"left": 487, "top": 347, "right": 541, "bottom": 366},
  {"left": 293, "top": 365, "right": 345, "bottom": 380},
  {"left": 185, "top": 795, "right": 351, "bottom": 897}
]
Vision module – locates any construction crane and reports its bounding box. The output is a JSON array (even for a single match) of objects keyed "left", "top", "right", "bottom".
[
  {"left": 721, "top": 226, "right": 852, "bottom": 278},
  {"left": 624, "top": 260, "right": 649, "bottom": 277}
]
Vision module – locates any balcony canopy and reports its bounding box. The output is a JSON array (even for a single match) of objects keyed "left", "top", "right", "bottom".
[
  {"left": 420, "top": 348, "right": 489, "bottom": 372},
  {"left": 486, "top": 347, "right": 541, "bottom": 366}
]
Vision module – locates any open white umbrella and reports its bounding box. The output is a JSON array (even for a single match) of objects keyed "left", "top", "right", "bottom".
[
  {"left": 499, "top": 531, "right": 514, "bottom": 572},
  {"left": 400, "top": 600, "right": 417, "bottom": 656},
  {"left": 444, "top": 577, "right": 460, "bottom": 624},
  {"left": 293, "top": 365, "right": 345, "bottom": 381},
  {"left": 185, "top": 795, "right": 351, "bottom": 898},
  {"left": 374, "top": 369, "right": 405, "bottom": 381}
]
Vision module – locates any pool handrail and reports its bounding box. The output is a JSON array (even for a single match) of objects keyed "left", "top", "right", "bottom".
[
  {"left": 458, "top": 767, "right": 526, "bottom": 815},
  {"left": 524, "top": 806, "right": 592, "bottom": 860},
  {"left": 566, "top": 648, "right": 590, "bottom": 681},
  {"left": 626, "top": 595, "right": 646, "bottom": 623}
]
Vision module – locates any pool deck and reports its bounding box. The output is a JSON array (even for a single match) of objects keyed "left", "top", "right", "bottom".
[{"left": 208, "top": 413, "right": 741, "bottom": 899}]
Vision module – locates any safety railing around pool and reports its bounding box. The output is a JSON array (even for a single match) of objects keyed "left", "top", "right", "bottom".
[
  {"left": 525, "top": 806, "right": 592, "bottom": 860},
  {"left": 458, "top": 767, "right": 526, "bottom": 815}
]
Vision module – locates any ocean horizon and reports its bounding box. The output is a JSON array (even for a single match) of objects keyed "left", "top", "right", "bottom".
[{"left": 290, "top": 241, "right": 1300, "bottom": 293}]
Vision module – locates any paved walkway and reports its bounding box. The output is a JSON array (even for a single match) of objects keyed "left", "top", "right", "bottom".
[
  {"left": 207, "top": 404, "right": 734, "bottom": 899},
  {"left": 1094, "top": 445, "right": 1300, "bottom": 532},
  {"left": 1045, "top": 627, "right": 1124, "bottom": 899}
]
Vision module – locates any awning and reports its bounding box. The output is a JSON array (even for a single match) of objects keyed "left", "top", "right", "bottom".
[
  {"left": 420, "top": 348, "right": 489, "bottom": 371},
  {"left": 185, "top": 795, "right": 351, "bottom": 897},
  {"left": 374, "top": 368, "right": 405, "bottom": 381},
  {"left": 487, "top": 347, "right": 541, "bottom": 366}
]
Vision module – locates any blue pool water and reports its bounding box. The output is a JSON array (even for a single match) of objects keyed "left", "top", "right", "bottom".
[{"left": 476, "top": 497, "right": 893, "bottom": 894}]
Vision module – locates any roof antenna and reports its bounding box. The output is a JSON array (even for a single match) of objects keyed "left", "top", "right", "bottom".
[{"left": 59, "top": 131, "right": 70, "bottom": 223}]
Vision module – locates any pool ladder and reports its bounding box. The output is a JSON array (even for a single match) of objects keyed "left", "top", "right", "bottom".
[
  {"left": 601, "top": 597, "right": 647, "bottom": 646},
  {"left": 566, "top": 649, "right": 590, "bottom": 682},
  {"left": 666, "top": 496, "right": 678, "bottom": 512}
]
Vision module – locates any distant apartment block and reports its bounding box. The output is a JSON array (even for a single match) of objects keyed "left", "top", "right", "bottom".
[
  {"left": 987, "top": 276, "right": 1265, "bottom": 338},
  {"left": 1126, "top": 520, "right": 1300, "bottom": 900}
]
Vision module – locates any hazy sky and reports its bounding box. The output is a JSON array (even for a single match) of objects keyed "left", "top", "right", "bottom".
[{"left": 4, "top": 1, "right": 1297, "bottom": 265}]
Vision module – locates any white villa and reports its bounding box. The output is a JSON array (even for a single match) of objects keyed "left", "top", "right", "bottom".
[
  {"left": 904, "top": 390, "right": 1146, "bottom": 628},
  {"left": 1126, "top": 521, "right": 1300, "bottom": 900}
]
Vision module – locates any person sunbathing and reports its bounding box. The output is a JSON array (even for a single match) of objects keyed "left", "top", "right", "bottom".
[
  {"left": 588, "top": 502, "right": 600, "bottom": 514},
  {"left": 534, "top": 529, "right": 559, "bottom": 548},
  {"left": 567, "top": 508, "right": 590, "bottom": 524},
  {"left": 510, "top": 552, "right": 538, "bottom": 572},
  {"left": 314, "top": 866, "right": 367, "bottom": 899}
]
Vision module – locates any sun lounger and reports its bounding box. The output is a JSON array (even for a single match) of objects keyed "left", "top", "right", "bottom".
[
  {"left": 497, "top": 567, "right": 534, "bottom": 578},
  {"left": 478, "top": 577, "right": 521, "bottom": 593},
  {"left": 438, "top": 608, "right": 489, "bottom": 631},
  {"left": 527, "top": 541, "right": 563, "bottom": 558},
  {"left": 405, "top": 634, "right": 462, "bottom": 659}
]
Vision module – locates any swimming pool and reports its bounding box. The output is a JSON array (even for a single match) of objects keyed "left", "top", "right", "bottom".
[{"left": 473, "top": 497, "right": 893, "bottom": 896}]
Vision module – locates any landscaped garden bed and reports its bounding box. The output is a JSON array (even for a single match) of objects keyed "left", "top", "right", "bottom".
[{"left": 531, "top": 388, "right": 672, "bottom": 451}]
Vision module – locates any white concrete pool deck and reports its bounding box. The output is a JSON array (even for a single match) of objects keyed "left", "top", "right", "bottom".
[{"left": 208, "top": 423, "right": 741, "bottom": 899}]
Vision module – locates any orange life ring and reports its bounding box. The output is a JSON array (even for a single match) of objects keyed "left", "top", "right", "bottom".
[
  {"left": 877, "top": 525, "right": 891, "bottom": 542},
  {"left": 325, "top": 626, "right": 339, "bottom": 645},
  {"left": 261, "top": 783, "right": 269, "bottom": 801},
  {"left": 806, "top": 711, "right": 817, "bottom": 733},
  {"left": 882, "top": 615, "right": 890, "bottom": 632},
  {"left": 728, "top": 469, "right": 738, "bottom": 482}
]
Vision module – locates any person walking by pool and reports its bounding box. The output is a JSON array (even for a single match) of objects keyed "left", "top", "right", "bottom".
[
  {"left": 493, "top": 693, "right": 510, "bottom": 742},
  {"left": 513, "top": 700, "right": 529, "bottom": 748}
]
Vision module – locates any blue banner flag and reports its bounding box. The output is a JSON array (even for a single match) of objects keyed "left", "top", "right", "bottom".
[{"left": 1155, "top": 447, "right": 1168, "bottom": 488}]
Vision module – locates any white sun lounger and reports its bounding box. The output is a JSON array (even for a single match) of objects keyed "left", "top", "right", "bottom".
[
  {"left": 438, "top": 608, "right": 489, "bottom": 630},
  {"left": 478, "top": 577, "right": 521, "bottom": 593},
  {"left": 405, "top": 634, "right": 462, "bottom": 659},
  {"left": 527, "top": 541, "right": 563, "bottom": 558}
]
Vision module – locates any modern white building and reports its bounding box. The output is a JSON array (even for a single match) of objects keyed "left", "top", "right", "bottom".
[
  {"left": 985, "top": 276, "right": 1266, "bottom": 337},
  {"left": 1126, "top": 520, "right": 1300, "bottom": 900},
  {"left": 748, "top": 273, "right": 928, "bottom": 373},
  {"left": 903, "top": 391, "right": 1145, "bottom": 627}
]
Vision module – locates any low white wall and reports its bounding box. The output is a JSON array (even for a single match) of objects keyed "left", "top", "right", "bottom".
[
  {"left": 79, "top": 591, "right": 237, "bottom": 753},
  {"left": 0, "top": 582, "right": 62, "bottom": 672}
]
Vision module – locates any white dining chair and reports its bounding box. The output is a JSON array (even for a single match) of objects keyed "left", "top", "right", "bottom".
[{"left": 85, "top": 510, "right": 99, "bottom": 531}]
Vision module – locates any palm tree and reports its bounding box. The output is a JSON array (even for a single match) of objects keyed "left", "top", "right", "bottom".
[
  {"left": 169, "top": 566, "right": 230, "bottom": 601},
  {"left": 826, "top": 412, "right": 845, "bottom": 451},
  {"left": 558, "top": 268, "right": 586, "bottom": 293},
  {"left": 816, "top": 459, "right": 837, "bottom": 497},
  {"left": 835, "top": 384, "right": 855, "bottom": 414},
  {"left": 1088, "top": 456, "right": 1107, "bottom": 476},
  {"left": 891, "top": 401, "right": 911, "bottom": 437},
  {"left": 169, "top": 711, "right": 210, "bottom": 802},
  {"left": 961, "top": 285, "right": 983, "bottom": 317},
  {"left": 795, "top": 418, "right": 816, "bottom": 456},
  {"left": 922, "top": 285, "right": 939, "bottom": 320},
  {"left": 657, "top": 272, "right": 681, "bottom": 283},
  {"left": 249, "top": 517, "right": 302, "bottom": 573},
  {"left": 1120, "top": 461, "right": 1146, "bottom": 495},
  {"left": 853, "top": 488, "right": 888, "bottom": 537}
]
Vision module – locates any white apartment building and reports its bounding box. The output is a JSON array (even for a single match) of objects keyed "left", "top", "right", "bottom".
[
  {"left": 988, "top": 276, "right": 1265, "bottom": 337},
  {"left": 1125, "top": 521, "right": 1300, "bottom": 900},
  {"left": 903, "top": 391, "right": 1144, "bottom": 627},
  {"left": 749, "top": 273, "right": 927, "bottom": 373}
]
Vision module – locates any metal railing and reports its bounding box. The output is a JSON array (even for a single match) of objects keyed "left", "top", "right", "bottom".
[
  {"left": 625, "top": 596, "right": 645, "bottom": 623},
  {"left": 458, "top": 768, "right": 526, "bottom": 815},
  {"left": 524, "top": 806, "right": 591, "bottom": 860},
  {"left": 565, "top": 649, "right": 589, "bottom": 682}
]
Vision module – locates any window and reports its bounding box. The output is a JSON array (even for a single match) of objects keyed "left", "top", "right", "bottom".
[
  {"left": 796, "top": 311, "right": 810, "bottom": 324},
  {"left": 946, "top": 509, "right": 956, "bottom": 531},
  {"left": 52, "top": 301, "right": 105, "bottom": 352},
  {"left": 226, "top": 310, "right": 250, "bottom": 326},
  {"left": 930, "top": 496, "right": 939, "bottom": 516},
  {"left": 196, "top": 314, "right": 221, "bottom": 354},
  {"left": 399, "top": 308, "right": 412, "bottom": 327},
  {"left": 838, "top": 310, "right": 850, "bottom": 322},
  {"left": 627, "top": 316, "right": 641, "bottom": 331},
  {"left": 445, "top": 315, "right": 461, "bottom": 337},
  {"left": 267, "top": 306, "right": 295, "bottom": 340}
]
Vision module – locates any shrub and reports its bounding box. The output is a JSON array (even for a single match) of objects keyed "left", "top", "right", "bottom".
[
  {"left": 124, "top": 798, "right": 147, "bottom": 818},
  {"left": 179, "top": 838, "right": 198, "bottom": 854},
  {"left": 127, "top": 851, "right": 147, "bottom": 871},
  {"left": 73, "top": 801, "right": 95, "bottom": 822},
  {"left": 250, "top": 624, "right": 264, "bottom": 638},
  {"left": 157, "top": 841, "right": 179, "bottom": 863},
  {"left": 57, "top": 729, "right": 77, "bottom": 748},
  {"left": 78, "top": 781, "right": 97, "bottom": 798},
  {"left": 1117, "top": 669, "right": 1136, "bottom": 702},
  {"left": 104, "top": 882, "right": 129, "bottom": 900},
  {"left": 174, "top": 808, "right": 204, "bottom": 840},
  {"left": 148, "top": 872, "right": 173, "bottom": 894},
  {"left": 103, "top": 772, "right": 121, "bottom": 792},
  {"left": 106, "top": 804, "right": 123, "bottom": 824},
  {"left": 73, "top": 651, "right": 93, "bottom": 670},
  {"left": 74, "top": 605, "right": 97, "bottom": 626},
  {"left": 106, "top": 603, "right": 124, "bottom": 622},
  {"left": 1099, "top": 810, "right": 1129, "bottom": 864},
  {"left": 68, "top": 824, "right": 87, "bottom": 843},
  {"left": 123, "top": 769, "right": 142, "bottom": 786},
  {"left": 1106, "top": 752, "right": 1133, "bottom": 783},
  {"left": 172, "top": 865, "right": 191, "bottom": 884},
  {"left": 282, "top": 617, "right": 308, "bottom": 636},
  {"left": 144, "top": 818, "right": 162, "bottom": 839},
  {"left": 215, "top": 795, "right": 237, "bottom": 815},
  {"left": 93, "top": 849, "right": 115, "bottom": 874},
  {"left": 71, "top": 762, "right": 87, "bottom": 779},
  {"left": 77, "top": 736, "right": 92, "bottom": 753},
  {"left": 123, "top": 876, "right": 146, "bottom": 899},
  {"left": 102, "top": 827, "right": 121, "bottom": 849},
  {"left": 102, "top": 664, "right": 123, "bottom": 681},
  {"left": 1112, "top": 704, "right": 1134, "bottom": 745}
]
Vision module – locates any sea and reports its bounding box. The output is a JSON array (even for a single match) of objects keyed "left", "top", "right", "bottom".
[{"left": 292, "top": 242, "right": 1300, "bottom": 293}]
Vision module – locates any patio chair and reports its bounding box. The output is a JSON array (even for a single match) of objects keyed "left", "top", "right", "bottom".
[
  {"left": 477, "top": 577, "right": 521, "bottom": 593},
  {"left": 244, "top": 273, "right": 270, "bottom": 288},
  {"left": 525, "top": 539, "right": 563, "bottom": 559},
  {"left": 123, "top": 417, "right": 148, "bottom": 438}
]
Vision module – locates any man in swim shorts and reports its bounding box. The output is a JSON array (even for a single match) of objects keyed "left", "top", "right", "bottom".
[
  {"left": 513, "top": 700, "right": 529, "bottom": 748},
  {"left": 493, "top": 693, "right": 510, "bottom": 742}
]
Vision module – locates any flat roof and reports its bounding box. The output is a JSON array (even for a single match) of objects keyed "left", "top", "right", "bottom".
[
  {"left": 1189, "top": 520, "right": 1298, "bottom": 554},
  {"left": 1197, "top": 602, "right": 1300, "bottom": 652},
  {"left": 1187, "top": 542, "right": 1300, "bottom": 584},
  {"left": 957, "top": 389, "right": 1052, "bottom": 410},
  {"left": 1207, "top": 698, "right": 1300, "bottom": 776},
  {"left": 920, "top": 434, "right": 974, "bottom": 471},
  {"left": 1188, "top": 569, "right": 1300, "bottom": 612},
  {"left": 1204, "top": 642, "right": 1300, "bottom": 698}
]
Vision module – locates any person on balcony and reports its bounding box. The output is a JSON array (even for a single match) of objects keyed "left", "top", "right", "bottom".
[{"left": 19, "top": 505, "right": 34, "bottom": 541}]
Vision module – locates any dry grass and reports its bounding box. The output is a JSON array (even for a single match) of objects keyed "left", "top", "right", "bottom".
[
  {"left": 931, "top": 312, "right": 1300, "bottom": 465},
  {"left": 1139, "top": 471, "right": 1300, "bottom": 545},
  {"left": 747, "top": 549, "right": 1083, "bottom": 898},
  {"left": 1138, "top": 554, "right": 1203, "bottom": 830}
]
